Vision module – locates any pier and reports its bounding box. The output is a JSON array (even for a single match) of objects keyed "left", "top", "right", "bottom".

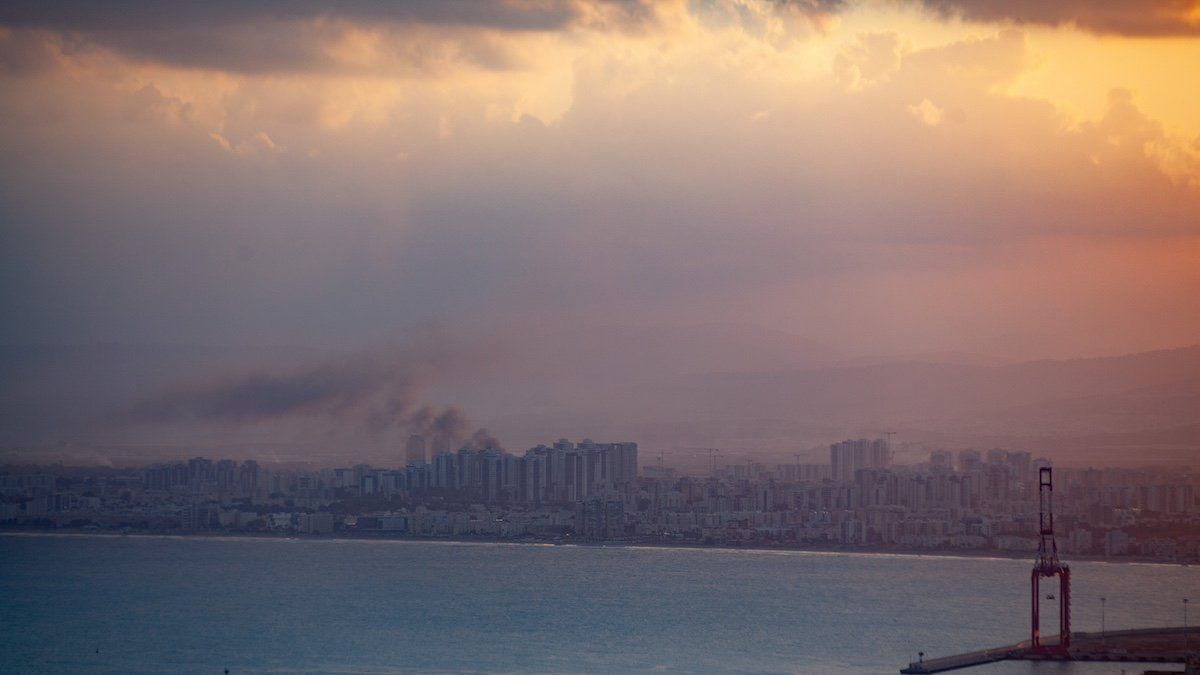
[
  {"left": 902, "top": 470, "right": 1198, "bottom": 674},
  {"left": 900, "top": 626, "right": 1200, "bottom": 673}
]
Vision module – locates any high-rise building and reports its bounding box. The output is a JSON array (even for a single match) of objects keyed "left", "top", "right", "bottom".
[
  {"left": 187, "top": 457, "right": 214, "bottom": 488},
  {"left": 406, "top": 434, "right": 427, "bottom": 466},
  {"left": 957, "top": 449, "right": 983, "bottom": 474},
  {"left": 238, "top": 460, "right": 259, "bottom": 495},
  {"left": 215, "top": 459, "right": 237, "bottom": 489},
  {"left": 1007, "top": 450, "right": 1032, "bottom": 479},
  {"left": 930, "top": 450, "right": 953, "bottom": 472},
  {"left": 830, "top": 438, "right": 888, "bottom": 482},
  {"left": 432, "top": 451, "right": 457, "bottom": 490}
]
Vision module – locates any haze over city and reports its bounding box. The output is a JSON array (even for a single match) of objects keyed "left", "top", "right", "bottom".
[
  {"left": 3, "top": 3, "right": 1200, "bottom": 674},
  {"left": 2, "top": 0, "right": 1198, "bottom": 466}
]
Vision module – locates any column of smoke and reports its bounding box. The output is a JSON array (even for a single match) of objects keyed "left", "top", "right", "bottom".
[{"left": 122, "top": 341, "right": 504, "bottom": 454}]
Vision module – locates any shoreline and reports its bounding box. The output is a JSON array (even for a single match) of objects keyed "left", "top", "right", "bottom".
[{"left": 1, "top": 528, "right": 1190, "bottom": 567}]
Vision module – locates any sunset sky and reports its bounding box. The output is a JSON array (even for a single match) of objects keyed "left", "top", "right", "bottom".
[{"left": 2, "top": 0, "right": 1199, "bottom": 361}]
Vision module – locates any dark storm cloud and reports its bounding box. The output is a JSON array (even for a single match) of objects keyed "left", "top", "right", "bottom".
[
  {"left": 2, "top": 1, "right": 1195, "bottom": 75},
  {"left": 0, "top": 0, "right": 841, "bottom": 34},
  {"left": 778, "top": 0, "right": 849, "bottom": 15},
  {"left": 0, "top": 1, "right": 582, "bottom": 33},
  {"left": 918, "top": 0, "right": 1200, "bottom": 36},
  {"left": 0, "top": 1, "right": 857, "bottom": 73},
  {"left": 0, "top": 1, "right": 657, "bottom": 73}
]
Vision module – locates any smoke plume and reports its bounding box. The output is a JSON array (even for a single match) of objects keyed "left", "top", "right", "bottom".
[{"left": 121, "top": 338, "right": 504, "bottom": 453}]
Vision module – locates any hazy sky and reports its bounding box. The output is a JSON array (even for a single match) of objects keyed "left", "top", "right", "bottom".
[{"left": 2, "top": 0, "right": 1198, "bottom": 360}]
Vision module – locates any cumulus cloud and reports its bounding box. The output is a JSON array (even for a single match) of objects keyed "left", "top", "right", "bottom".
[
  {"left": 908, "top": 98, "right": 944, "bottom": 125},
  {"left": 834, "top": 31, "right": 902, "bottom": 90}
]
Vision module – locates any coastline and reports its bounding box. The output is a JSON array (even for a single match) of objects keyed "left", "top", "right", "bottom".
[{"left": 1, "top": 527, "right": 1189, "bottom": 567}]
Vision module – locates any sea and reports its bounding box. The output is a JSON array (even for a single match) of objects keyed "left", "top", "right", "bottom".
[{"left": 1, "top": 533, "right": 1196, "bottom": 674}]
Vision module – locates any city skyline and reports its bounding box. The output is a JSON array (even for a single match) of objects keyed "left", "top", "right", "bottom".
[{"left": 5, "top": 435, "right": 1197, "bottom": 564}]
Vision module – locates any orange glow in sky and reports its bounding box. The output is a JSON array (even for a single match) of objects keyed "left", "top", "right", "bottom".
[{"left": 0, "top": 0, "right": 1197, "bottom": 359}]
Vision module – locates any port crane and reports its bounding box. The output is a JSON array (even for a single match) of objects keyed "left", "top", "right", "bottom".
[{"left": 1031, "top": 466, "right": 1070, "bottom": 654}]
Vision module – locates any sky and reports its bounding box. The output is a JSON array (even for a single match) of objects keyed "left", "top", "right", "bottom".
[{"left": 2, "top": 0, "right": 1199, "bottom": 362}]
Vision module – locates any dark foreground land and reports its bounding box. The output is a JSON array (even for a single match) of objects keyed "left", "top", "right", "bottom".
[{"left": 901, "top": 627, "right": 1200, "bottom": 673}]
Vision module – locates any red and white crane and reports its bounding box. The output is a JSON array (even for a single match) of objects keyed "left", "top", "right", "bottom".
[{"left": 1031, "top": 466, "right": 1071, "bottom": 654}]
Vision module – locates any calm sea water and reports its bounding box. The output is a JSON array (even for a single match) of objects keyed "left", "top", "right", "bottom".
[{"left": 1, "top": 534, "right": 1196, "bottom": 674}]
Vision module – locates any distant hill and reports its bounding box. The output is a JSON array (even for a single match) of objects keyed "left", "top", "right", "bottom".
[
  {"left": 469, "top": 344, "right": 1200, "bottom": 465},
  {"left": 658, "top": 345, "right": 1200, "bottom": 430},
  {"left": 483, "top": 322, "right": 841, "bottom": 378},
  {"left": 1, "top": 337, "right": 1196, "bottom": 466}
]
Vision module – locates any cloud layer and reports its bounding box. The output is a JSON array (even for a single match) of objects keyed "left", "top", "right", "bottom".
[
  {"left": 1, "top": 0, "right": 1197, "bottom": 367},
  {"left": 920, "top": 0, "right": 1200, "bottom": 37}
]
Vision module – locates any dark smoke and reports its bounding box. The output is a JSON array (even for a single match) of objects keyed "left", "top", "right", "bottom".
[{"left": 121, "top": 341, "right": 504, "bottom": 452}]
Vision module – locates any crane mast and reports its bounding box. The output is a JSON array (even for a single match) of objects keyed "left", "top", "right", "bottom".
[{"left": 1031, "top": 466, "right": 1071, "bottom": 654}]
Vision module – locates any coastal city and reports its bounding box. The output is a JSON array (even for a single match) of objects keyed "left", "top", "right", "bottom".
[
  {"left": 3, "top": 437, "right": 1198, "bottom": 564},
  {"left": 5, "top": 0, "right": 1200, "bottom": 670}
]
